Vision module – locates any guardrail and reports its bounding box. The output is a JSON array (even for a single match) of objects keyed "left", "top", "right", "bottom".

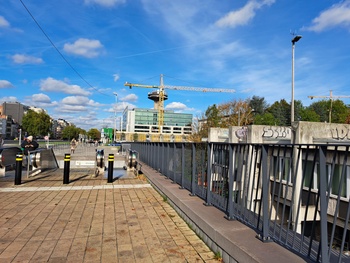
[
  {"left": 131, "top": 142, "right": 350, "bottom": 263},
  {"left": 0, "top": 147, "right": 22, "bottom": 176}
]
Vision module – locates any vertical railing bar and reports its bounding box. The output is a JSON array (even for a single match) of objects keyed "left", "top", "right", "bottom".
[
  {"left": 278, "top": 145, "right": 293, "bottom": 242},
  {"left": 272, "top": 145, "right": 283, "bottom": 237},
  {"left": 319, "top": 145, "right": 330, "bottom": 263},
  {"left": 241, "top": 144, "right": 249, "bottom": 223},
  {"left": 257, "top": 144, "right": 270, "bottom": 242},
  {"left": 250, "top": 144, "right": 259, "bottom": 226},
  {"left": 190, "top": 143, "right": 196, "bottom": 196},
  {"left": 225, "top": 144, "right": 235, "bottom": 220},
  {"left": 181, "top": 143, "right": 185, "bottom": 189},
  {"left": 205, "top": 142, "right": 213, "bottom": 206}
]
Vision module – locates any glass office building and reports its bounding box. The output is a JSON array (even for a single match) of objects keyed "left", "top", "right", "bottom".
[{"left": 123, "top": 108, "right": 192, "bottom": 135}]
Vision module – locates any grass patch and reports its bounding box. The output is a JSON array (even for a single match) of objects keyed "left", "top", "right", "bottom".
[{"left": 214, "top": 251, "right": 222, "bottom": 261}]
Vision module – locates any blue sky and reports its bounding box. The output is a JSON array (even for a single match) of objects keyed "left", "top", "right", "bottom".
[{"left": 1, "top": 0, "right": 350, "bottom": 131}]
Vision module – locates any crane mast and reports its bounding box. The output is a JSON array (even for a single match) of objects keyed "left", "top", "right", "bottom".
[
  {"left": 124, "top": 74, "right": 235, "bottom": 132},
  {"left": 308, "top": 90, "right": 350, "bottom": 123}
]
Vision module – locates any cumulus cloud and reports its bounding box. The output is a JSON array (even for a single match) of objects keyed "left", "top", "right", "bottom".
[
  {"left": 165, "top": 102, "right": 192, "bottom": 111},
  {"left": 11, "top": 54, "right": 43, "bottom": 64},
  {"left": 0, "top": 80, "right": 14, "bottom": 88},
  {"left": 63, "top": 38, "right": 104, "bottom": 58},
  {"left": 304, "top": 0, "right": 350, "bottom": 32},
  {"left": 84, "top": 0, "right": 125, "bottom": 7},
  {"left": 0, "top": 16, "right": 10, "bottom": 28},
  {"left": 40, "top": 77, "right": 91, "bottom": 96},
  {"left": 32, "top": 93, "right": 51, "bottom": 103},
  {"left": 215, "top": 0, "right": 275, "bottom": 28},
  {"left": 120, "top": 94, "right": 138, "bottom": 102},
  {"left": 61, "top": 95, "right": 101, "bottom": 106}
]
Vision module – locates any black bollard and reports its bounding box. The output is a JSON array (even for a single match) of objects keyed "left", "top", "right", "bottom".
[
  {"left": 63, "top": 153, "right": 70, "bottom": 184},
  {"left": 107, "top": 154, "right": 114, "bottom": 183},
  {"left": 15, "top": 153, "right": 23, "bottom": 185}
]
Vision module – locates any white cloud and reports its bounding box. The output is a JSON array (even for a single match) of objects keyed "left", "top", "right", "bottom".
[
  {"left": 40, "top": 77, "right": 91, "bottom": 96},
  {"left": 120, "top": 94, "right": 138, "bottom": 102},
  {"left": 12, "top": 54, "right": 43, "bottom": 64},
  {"left": 304, "top": 1, "right": 350, "bottom": 32},
  {"left": 57, "top": 105, "right": 88, "bottom": 112},
  {"left": 215, "top": 0, "right": 275, "bottom": 28},
  {"left": 64, "top": 38, "right": 104, "bottom": 58},
  {"left": 32, "top": 93, "right": 51, "bottom": 103},
  {"left": 165, "top": 102, "right": 192, "bottom": 111},
  {"left": 0, "top": 96, "right": 17, "bottom": 103},
  {"left": 0, "top": 16, "right": 10, "bottom": 28},
  {"left": 113, "top": 74, "right": 120, "bottom": 82},
  {"left": 84, "top": 0, "right": 125, "bottom": 7},
  {"left": 61, "top": 96, "right": 102, "bottom": 107},
  {"left": 0, "top": 80, "right": 13, "bottom": 88}
]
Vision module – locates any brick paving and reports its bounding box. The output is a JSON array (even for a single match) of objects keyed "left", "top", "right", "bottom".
[{"left": 0, "top": 169, "right": 221, "bottom": 262}]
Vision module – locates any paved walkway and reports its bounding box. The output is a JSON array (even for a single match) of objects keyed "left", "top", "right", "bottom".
[{"left": 0, "top": 168, "right": 220, "bottom": 262}]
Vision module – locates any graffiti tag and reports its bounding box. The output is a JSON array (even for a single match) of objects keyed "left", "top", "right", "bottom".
[
  {"left": 331, "top": 127, "right": 350, "bottom": 140},
  {"left": 262, "top": 126, "right": 291, "bottom": 139}
]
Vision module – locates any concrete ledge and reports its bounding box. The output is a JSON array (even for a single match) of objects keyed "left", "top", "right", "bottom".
[{"left": 141, "top": 163, "right": 306, "bottom": 263}]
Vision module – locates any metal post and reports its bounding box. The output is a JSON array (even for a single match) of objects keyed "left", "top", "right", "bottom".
[
  {"left": 180, "top": 143, "right": 185, "bottom": 189},
  {"left": 257, "top": 145, "right": 271, "bottom": 242},
  {"left": 291, "top": 42, "right": 295, "bottom": 124},
  {"left": 108, "top": 154, "right": 114, "bottom": 183},
  {"left": 204, "top": 143, "right": 213, "bottom": 206},
  {"left": 291, "top": 35, "right": 302, "bottom": 124},
  {"left": 63, "top": 153, "right": 70, "bottom": 184},
  {"left": 190, "top": 143, "right": 196, "bottom": 196},
  {"left": 319, "top": 146, "right": 330, "bottom": 262},
  {"left": 15, "top": 153, "right": 23, "bottom": 185}
]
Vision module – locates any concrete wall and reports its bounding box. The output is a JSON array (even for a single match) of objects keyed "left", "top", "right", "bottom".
[
  {"left": 209, "top": 122, "right": 350, "bottom": 144},
  {"left": 294, "top": 121, "right": 350, "bottom": 144}
]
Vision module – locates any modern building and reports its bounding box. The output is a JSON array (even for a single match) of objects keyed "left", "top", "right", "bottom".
[
  {"left": 2, "top": 102, "right": 28, "bottom": 125},
  {"left": 122, "top": 107, "right": 192, "bottom": 134}
]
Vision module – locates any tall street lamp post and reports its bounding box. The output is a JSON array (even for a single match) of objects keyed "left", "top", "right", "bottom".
[
  {"left": 113, "top": 92, "right": 118, "bottom": 142},
  {"left": 291, "top": 35, "right": 302, "bottom": 124}
]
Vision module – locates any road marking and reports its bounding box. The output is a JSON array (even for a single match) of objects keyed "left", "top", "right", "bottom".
[{"left": 0, "top": 184, "right": 152, "bottom": 192}]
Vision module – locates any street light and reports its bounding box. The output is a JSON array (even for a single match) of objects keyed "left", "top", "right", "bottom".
[
  {"left": 291, "top": 35, "right": 302, "bottom": 124},
  {"left": 113, "top": 92, "right": 118, "bottom": 142}
]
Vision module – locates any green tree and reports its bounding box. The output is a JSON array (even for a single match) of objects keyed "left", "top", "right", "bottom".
[
  {"left": 22, "top": 110, "right": 51, "bottom": 137},
  {"left": 87, "top": 128, "right": 101, "bottom": 140},
  {"left": 253, "top": 112, "right": 277, "bottom": 125},
  {"left": 248, "top": 96, "right": 268, "bottom": 115},
  {"left": 62, "top": 125, "right": 81, "bottom": 140},
  {"left": 308, "top": 100, "right": 329, "bottom": 122},
  {"left": 205, "top": 104, "right": 220, "bottom": 128},
  {"left": 299, "top": 108, "right": 320, "bottom": 122},
  {"left": 329, "top": 100, "right": 349, "bottom": 123},
  {"left": 267, "top": 99, "right": 290, "bottom": 126}
]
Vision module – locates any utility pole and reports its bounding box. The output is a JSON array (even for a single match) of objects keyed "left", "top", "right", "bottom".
[{"left": 308, "top": 90, "right": 350, "bottom": 123}]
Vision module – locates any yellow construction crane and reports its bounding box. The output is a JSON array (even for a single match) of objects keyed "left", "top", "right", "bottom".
[
  {"left": 124, "top": 74, "right": 235, "bottom": 131},
  {"left": 308, "top": 90, "right": 350, "bottom": 123}
]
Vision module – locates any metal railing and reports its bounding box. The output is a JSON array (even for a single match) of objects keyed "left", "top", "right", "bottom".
[
  {"left": 131, "top": 142, "right": 350, "bottom": 263},
  {"left": 0, "top": 146, "right": 22, "bottom": 176}
]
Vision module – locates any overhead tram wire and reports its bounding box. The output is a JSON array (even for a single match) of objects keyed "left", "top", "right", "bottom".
[{"left": 19, "top": 0, "right": 107, "bottom": 96}]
